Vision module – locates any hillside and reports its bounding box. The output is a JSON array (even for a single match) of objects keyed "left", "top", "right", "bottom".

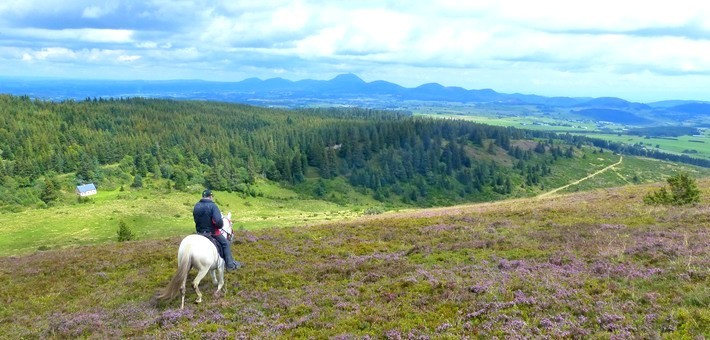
[
  {"left": 6, "top": 94, "right": 678, "bottom": 212},
  {"left": 573, "top": 108, "right": 652, "bottom": 125},
  {"left": 0, "top": 95, "right": 554, "bottom": 209},
  {"left": 4, "top": 94, "right": 710, "bottom": 215},
  {"left": 1, "top": 180, "right": 708, "bottom": 338}
]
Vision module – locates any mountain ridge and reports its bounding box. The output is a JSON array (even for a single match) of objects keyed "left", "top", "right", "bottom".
[{"left": 2, "top": 74, "right": 710, "bottom": 116}]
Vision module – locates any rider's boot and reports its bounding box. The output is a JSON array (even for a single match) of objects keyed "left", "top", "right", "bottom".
[{"left": 222, "top": 244, "right": 239, "bottom": 271}]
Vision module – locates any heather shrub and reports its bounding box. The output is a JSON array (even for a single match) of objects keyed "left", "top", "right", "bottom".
[{"left": 2, "top": 180, "right": 709, "bottom": 338}]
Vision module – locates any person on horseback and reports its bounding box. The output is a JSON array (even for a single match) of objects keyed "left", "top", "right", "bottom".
[{"left": 193, "top": 189, "right": 241, "bottom": 271}]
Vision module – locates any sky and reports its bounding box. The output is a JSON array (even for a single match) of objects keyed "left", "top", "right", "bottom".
[{"left": 1, "top": 0, "right": 710, "bottom": 102}]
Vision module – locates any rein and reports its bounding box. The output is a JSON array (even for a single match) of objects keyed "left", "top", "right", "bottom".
[{"left": 222, "top": 216, "right": 234, "bottom": 242}]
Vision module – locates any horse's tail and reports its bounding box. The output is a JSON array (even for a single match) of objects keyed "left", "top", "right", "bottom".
[{"left": 156, "top": 243, "right": 192, "bottom": 301}]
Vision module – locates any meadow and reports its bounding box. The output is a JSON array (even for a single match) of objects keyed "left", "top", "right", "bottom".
[
  {"left": 3, "top": 151, "right": 708, "bottom": 258},
  {"left": 0, "top": 181, "right": 367, "bottom": 257},
  {"left": 0, "top": 179, "right": 708, "bottom": 338},
  {"left": 572, "top": 133, "right": 710, "bottom": 161},
  {"left": 417, "top": 109, "right": 710, "bottom": 161}
]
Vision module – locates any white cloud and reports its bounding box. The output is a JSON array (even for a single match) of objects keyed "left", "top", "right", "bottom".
[
  {"left": 2, "top": 0, "right": 710, "bottom": 101},
  {"left": 82, "top": 6, "right": 106, "bottom": 19},
  {"left": 18, "top": 47, "right": 145, "bottom": 66},
  {"left": 20, "top": 47, "right": 76, "bottom": 62},
  {"left": 7, "top": 28, "right": 134, "bottom": 44},
  {"left": 136, "top": 41, "right": 158, "bottom": 49},
  {"left": 117, "top": 55, "right": 140, "bottom": 62}
]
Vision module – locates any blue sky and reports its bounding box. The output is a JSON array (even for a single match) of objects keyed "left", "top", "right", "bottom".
[{"left": 1, "top": 0, "right": 710, "bottom": 102}]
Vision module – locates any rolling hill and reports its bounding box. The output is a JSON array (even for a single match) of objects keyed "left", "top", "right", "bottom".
[
  {"left": 0, "top": 180, "right": 707, "bottom": 338},
  {"left": 669, "top": 103, "right": 710, "bottom": 116},
  {"left": 572, "top": 108, "right": 652, "bottom": 125}
]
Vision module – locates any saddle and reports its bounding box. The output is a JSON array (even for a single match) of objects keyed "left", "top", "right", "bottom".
[{"left": 197, "top": 232, "right": 225, "bottom": 259}]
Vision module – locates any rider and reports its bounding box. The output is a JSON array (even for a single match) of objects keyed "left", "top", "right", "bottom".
[{"left": 193, "top": 189, "right": 241, "bottom": 271}]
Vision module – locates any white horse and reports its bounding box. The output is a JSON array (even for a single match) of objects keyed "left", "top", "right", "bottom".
[{"left": 156, "top": 212, "right": 234, "bottom": 309}]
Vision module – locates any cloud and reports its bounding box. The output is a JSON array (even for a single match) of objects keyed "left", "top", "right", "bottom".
[
  {"left": 4, "top": 27, "right": 134, "bottom": 46},
  {"left": 117, "top": 55, "right": 140, "bottom": 62},
  {"left": 20, "top": 47, "right": 76, "bottom": 62},
  {"left": 82, "top": 3, "right": 119, "bottom": 19},
  {"left": 2, "top": 0, "right": 710, "bottom": 101}
]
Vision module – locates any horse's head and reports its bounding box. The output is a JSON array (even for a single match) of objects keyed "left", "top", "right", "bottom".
[{"left": 221, "top": 212, "right": 234, "bottom": 242}]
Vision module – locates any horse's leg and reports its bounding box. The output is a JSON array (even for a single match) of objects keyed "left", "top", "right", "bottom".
[
  {"left": 213, "top": 267, "right": 225, "bottom": 297},
  {"left": 180, "top": 281, "right": 186, "bottom": 309},
  {"left": 192, "top": 266, "right": 210, "bottom": 304},
  {"left": 217, "top": 267, "right": 225, "bottom": 296},
  {"left": 211, "top": 269, "right": 218, "bottom": 286}
]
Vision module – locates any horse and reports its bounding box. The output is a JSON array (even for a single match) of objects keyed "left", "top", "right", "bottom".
[{"left": 156, "top": 212, "right": 234, "bottom": 309}]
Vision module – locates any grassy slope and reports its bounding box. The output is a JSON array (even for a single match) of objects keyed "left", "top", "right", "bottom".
[
  {"left": 547, "top": 153, "right": 710, "bottom": 195},
  {"left": 417, "top": 112, "right": 710, "bottom": 160},
  {"left": 0, "top": 182, "right": 365, "bottom": 257},
  {"left": 574, "top": 133, "right": 710, "bottom": 160},
  {"left": 0, "top": 180, "right": 708, "bottom": 338},
  {"left": 3, "top": 152, "right": 708, "bottom": 257}
]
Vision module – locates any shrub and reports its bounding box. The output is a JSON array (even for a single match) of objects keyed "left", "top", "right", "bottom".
[
  {"left": 40, "top": 177, "right": 60, "bottom": 204},
  {"left": 644, "top": 173, "right": 700, "bottom": 206},
  {"left": 131, "top": 174, "right": 143, "bottom": 188},
  {"left": 116, "top": 221, "right": 135, "bottom": 242}
]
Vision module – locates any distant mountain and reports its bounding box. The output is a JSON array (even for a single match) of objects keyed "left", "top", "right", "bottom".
[
  {"left": 542, "top": 96, "right": 591, "bottom": 107},
  {"left": 572, "top": 108, "right": 652, "bottom": 125},
  {"left": 366, "top": 80, "right": 406, "bottom": 94},
  {"left": 647, "top": 100, "right": 710, "bottom": 108},
  {"left": 576, "top": 97, "right": 650, "bottom": 110},
  {"left": 330, "top": 73, "right": 366, "bottom": 86},
  {"left": 668, "top": 103, "right": 710, "bottom": 115},
  {"left": 0, "top": 74, "right": 574, "bottom": 105},
  {"left": 0, "top": 74, "right": 701, "bottom": 126}
]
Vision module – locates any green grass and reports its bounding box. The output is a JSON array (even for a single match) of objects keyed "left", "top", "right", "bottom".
[
  {"left": 0, "top": 185, "right": 361, "bottom": 257},
  {"left": 573, "top": 133, "right": 710, "bottom": 160},
  {"left": 2, "top": 149, "right": 709, "bottom": 257},
  {"left": 416, "top": 108, "right": 614, "bottom": 132},
  {"left": 417, "top": 111, "right": 710, "bottom": 160},
  {"left": 557, "top": 156, "right": 710, "bottom": 194}
]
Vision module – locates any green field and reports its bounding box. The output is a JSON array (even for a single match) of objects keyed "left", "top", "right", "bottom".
[
  {"left": 2, "top": 151, "right": 709, "bottom": 257},
  {"left": 0, "top": 182, "right": 369, "bottom": 257},
  {"left": 573, "top": 133, "right": 710, "bottom": 160},
  {"left": 417, "top": 110, "right": 710, "bottom": 160}
]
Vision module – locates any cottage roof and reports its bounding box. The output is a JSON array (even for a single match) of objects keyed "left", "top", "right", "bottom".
[{"left": 76, "top": 183, "right": 97, "bottom": 193}]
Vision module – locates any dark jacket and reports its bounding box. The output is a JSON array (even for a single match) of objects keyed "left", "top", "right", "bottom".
[{"left": 193, "top": 198, "right": 223, "bottom": 235}]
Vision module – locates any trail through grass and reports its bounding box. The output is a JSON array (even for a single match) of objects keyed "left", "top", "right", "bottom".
[{"left": 538, "top": 155, "right": 624, "bottom": 198}]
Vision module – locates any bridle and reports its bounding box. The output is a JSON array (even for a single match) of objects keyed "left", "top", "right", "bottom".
[{"left": 222, "top": 216, "right": 234, "bottom": 242}]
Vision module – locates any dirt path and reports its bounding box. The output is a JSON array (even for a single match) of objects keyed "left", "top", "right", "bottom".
[{"left": 537, "top": 155, "right": 623, "bottom": 199}]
